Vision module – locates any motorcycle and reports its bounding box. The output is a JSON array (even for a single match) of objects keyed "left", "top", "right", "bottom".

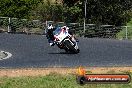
[{"left": 53, "top": 27, "right": 80, "bottom": 54}]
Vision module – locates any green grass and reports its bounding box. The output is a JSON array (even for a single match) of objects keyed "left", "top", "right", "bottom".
[
  {"left": 0, "top": 73, "right": 132, "bottom": 88},
  {"left": 116, "top": 19, "right": 132, "bottom": 39}
]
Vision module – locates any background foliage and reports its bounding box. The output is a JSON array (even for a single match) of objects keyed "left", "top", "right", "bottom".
[
  {"left": 0, "top": 0, "right": 42, "bottom": 18},
  {"left": 0, "top": 0, "right": 132, "bottom": 38},
  {"left": 0, "top": 0, "right": 132, "bottom": 25}
]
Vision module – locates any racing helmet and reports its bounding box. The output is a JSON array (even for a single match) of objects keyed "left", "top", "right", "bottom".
[{"left": 48, "top": 24, "right": 53, "bottom": 30}]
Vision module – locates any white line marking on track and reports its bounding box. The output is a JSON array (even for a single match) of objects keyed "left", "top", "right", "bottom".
[{"left": 0, "top": 51, "right": 12, "bottom": 60}]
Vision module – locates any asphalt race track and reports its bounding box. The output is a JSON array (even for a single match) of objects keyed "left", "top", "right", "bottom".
[{"left": 0, "top": 33, "right": 132, "bottom": 68}]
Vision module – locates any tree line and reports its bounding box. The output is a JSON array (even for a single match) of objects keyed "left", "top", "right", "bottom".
[{"left": 0, "top": 0, "right": 132, "bottom": 26}]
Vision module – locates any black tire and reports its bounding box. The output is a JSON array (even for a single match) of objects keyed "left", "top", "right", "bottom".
[
  {"left": 76, "top": 76, "right": 86, "bottom": 85},
  {"left": 63, "top": 40, "right": 79, "bottom": 54},
  {"left": 77, "top": 49, "right": 80, "bottom": 53},
  {"left": 56, "top": 43, "right": 64, "bottom": 49},
  {"left": 64, "top": 48, "right": 70, "bottom": 53}
]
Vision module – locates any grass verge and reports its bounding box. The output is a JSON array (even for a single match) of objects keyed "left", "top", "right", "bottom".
[
  {"left": 0, "top": 68, "right": 132, "bottom": 88},
  {"left": 116, "top": 19, "right": 132, "bottom": 39},
  {"left": 0, "top": 73, "right": 132, "bottom": 88}
]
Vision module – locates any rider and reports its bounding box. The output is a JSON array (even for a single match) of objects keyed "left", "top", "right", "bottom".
[
  {"left": 46, "top": 24, "right": 55, "bottom": 46},
  {"left": 46, "top": 24, "right": 77, "bottom": 46}
]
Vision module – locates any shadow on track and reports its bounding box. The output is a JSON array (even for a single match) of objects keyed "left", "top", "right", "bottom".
[{"left": 48, "top": 52, "right": 77, "bottom": 54}]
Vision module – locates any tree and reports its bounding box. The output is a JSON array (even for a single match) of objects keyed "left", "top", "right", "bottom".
[
  {"left": 63, "top": 5, "right": 82, "bottom": 22},
  {"left": 0, "top": 0, "right": 42, "bottom": 18},
  {"left": 34, "top": 0, "right": 82, "bottom": 23},
  {"left": 63, "top": 0, "right": 132, "bottom": 25},
  {"left": 63, "top": 0, "right": 79, "bottom": 7},
  {"left": 80, "top": 0, "right": 132, "bottom": 26},
  {"left": 34, "top": 0, "right": 64, "bottom": 22}
]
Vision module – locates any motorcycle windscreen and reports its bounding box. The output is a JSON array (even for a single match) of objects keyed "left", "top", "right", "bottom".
[
  {"left": 53, "top": 27, "right": 62, "bottom": 35},
  {"left": 53, "top": 28, "right": 69, "bottom": 42}
]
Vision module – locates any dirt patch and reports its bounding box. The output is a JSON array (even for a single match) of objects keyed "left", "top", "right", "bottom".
[
  {"left": 0, "top": 68, "right": 76, "bottom": 77},
  {"left": 0, "top": 67, "right": 132, "bottom": 77},
  {"left": 86, "top": 67, "right": 132, "bottom": 74}
]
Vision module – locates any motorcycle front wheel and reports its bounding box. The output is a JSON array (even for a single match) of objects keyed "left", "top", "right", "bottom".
[{"left": 63, "top": 40, "right": 80, "bottom": 54}]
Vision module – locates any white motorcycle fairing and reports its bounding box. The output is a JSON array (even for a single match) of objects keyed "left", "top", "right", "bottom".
[
  {"left": 53, "top": 28, "right": 80, "bottom": 54},
  {"left": 54, "top": 28, "right": 69, "bottom": 43}
]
